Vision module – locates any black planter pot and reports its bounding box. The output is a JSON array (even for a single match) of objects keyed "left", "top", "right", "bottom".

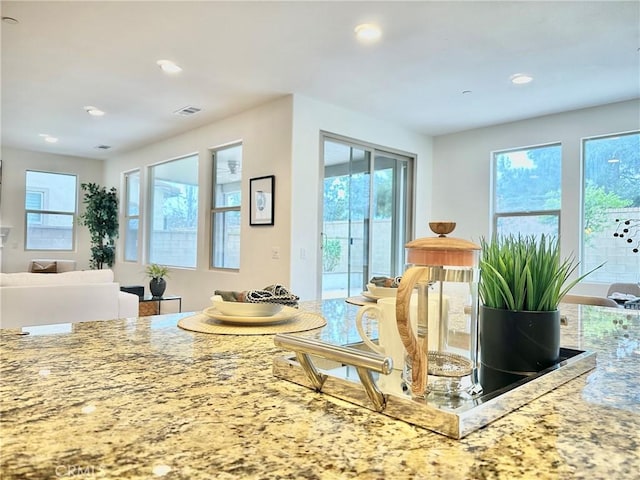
[
  {"left": 479, "top": 305, "right": 560, "bottom": 393},
  {"left": 149, "top": 278, "right": 167, "bottom": 298}
]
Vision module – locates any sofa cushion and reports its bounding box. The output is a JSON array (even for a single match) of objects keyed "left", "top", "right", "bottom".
[
  {"left": 28, "top": 259, "right": 76, "bottom": 273},
  {"left": 0, "top": 269, "right": 114, "bottom": 287},
  {"left": 31, "top": 261, "right": 57, "bottom": 274}
]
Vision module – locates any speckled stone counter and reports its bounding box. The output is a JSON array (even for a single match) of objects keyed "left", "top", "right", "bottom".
[{"left": 1, "top": 300, "right": 638, "bottom": 479}]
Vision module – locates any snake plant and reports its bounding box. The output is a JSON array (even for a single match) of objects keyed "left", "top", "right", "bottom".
[{"left": 479, "top": 234, "right": 602, "bottom": 312}]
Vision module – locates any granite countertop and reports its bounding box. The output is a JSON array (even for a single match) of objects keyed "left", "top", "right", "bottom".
[{"left": 1, "top": 300, "right": 638, "bottom": 479}]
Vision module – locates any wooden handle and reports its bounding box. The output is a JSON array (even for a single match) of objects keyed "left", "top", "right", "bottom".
[{"left": 395, "top": 266, "right": 429, "bottom": 396}]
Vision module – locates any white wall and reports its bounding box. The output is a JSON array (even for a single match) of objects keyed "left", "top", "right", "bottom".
[
  {"left": 104, "top": 96, "right": 294, "bottom": 312},
  {"left": 0, "top": 147, "right": 103, "bottom": 273},
  {"left": 108, "top": 93, "right": 433, "bottom": 307},
  {"left": 1, "top": 95, "right": 432, "bottom": 312},
  {"left": 7, "top": 97, "right": 630, "bottom": 307},
  {"left": 290, "top": 94, "right": 433, "bottom": 299},
  {"left": 432, "top": 99, "right": 640, "bottom": 295}
]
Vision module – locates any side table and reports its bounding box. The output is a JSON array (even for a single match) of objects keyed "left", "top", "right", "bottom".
[{"left": 138, "top": 295, "right": 182, "bottom": 316}]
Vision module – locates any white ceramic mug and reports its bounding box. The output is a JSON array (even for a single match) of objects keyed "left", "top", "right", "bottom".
[{"left": 356, "top": 297, "right": 417, "bottom": 370}]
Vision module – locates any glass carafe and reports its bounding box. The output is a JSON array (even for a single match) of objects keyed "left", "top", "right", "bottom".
[{"left": 395, "top": 222, "right": 482, "bottom": 399}]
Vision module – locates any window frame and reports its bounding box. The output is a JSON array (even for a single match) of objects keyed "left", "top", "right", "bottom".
[
  {"left": 25, "top": 189, "right": 45, "bottom": 224},
  {"left": 210, "top": 142, "right": 243, "bottom": 271},
  {"left": 123, "top": 169, "right": 140, "bottom": 262},
  {"left": 320, "top": 132, "right": 415, "bottom": 298},
  {"left": 491, "top": 142, "right": 562, "bottom": 238},
  {"left": 147, "top": 154, "right": 199, "bottom": 269},
  {"left": 580, "top": 130, "right": 640, "bottom": 283},
  {"left": 24, "top": 170, "right": 77, "bottom": 251}
]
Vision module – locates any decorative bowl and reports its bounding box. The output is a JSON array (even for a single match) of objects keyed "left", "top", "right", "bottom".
[
  {"left": 210, "top": 295, "right": 283, "bottom": 317},
  {"left": 366, "top": 283, "right": 398, "bottom": 298}
]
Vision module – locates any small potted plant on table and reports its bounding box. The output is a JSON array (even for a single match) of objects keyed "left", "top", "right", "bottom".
[{"left": 145, "top": 264, "right": 170, "bottom": 298}]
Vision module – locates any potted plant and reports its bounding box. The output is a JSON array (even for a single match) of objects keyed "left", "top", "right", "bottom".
[
  {"left": 478, "top": 234, "right": 601, "bottom": 390},
  {"left": 145, "top": 264, "right": 170, "bottom": 298},
  {"left": 79, "top": 183, "right": 119, "bottom": 269}
]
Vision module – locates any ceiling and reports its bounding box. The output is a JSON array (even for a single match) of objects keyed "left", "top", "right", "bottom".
[{"left": 2, "top": 1, "right": 639, "bottom": 160}]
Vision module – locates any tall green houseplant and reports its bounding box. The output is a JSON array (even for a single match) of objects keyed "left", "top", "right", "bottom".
[{"left": 80, "top": 182, "right": 119, "bottom": 269}]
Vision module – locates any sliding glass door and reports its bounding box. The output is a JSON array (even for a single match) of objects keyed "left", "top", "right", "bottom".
[{"left": 321, "top": 135, "right": 413, "bottom": 299}]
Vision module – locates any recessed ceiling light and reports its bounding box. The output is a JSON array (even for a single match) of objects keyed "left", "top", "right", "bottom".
[
  {"left": 608, "top": 158, "right": 620, "bottom": 163},
  {"left": 84, "top": 106, "right": 105, "bottom": 116},
  {"left": 43, "top": 135, "right": 58, "bottom": 143},
  {"left": 2, "top": 17, "right": 19, "bottom": 25},
  {"left": 156, "top": 59, "right": 182, "bottom": 74},
  {"left": 462, "top": 90, "right": 472, "bottom": 95},
  {"left": 510, "top": 73, "right": 533, "bottom": 85},
  {"left": 354, "top": 23, "right": 382, "bottom": 42}
]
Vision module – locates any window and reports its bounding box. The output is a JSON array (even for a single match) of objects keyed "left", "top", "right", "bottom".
[
  {"left": 321, "top": 135, "right": 413, "bottom": 298},
  {"left": 26, "top": 191, "right": 44, "bottom": 224},
  {"left": 148, "top": 155, "right": 199, "bottom": 268},
  {"left": 211, "top": 143, "right": 242, "bottom": 269},
  {"left": 124, "top": 170, "right": 140, "bottom": 262},
  {"left": 25, "top": 171, "right": 77, "bottom": 250},
  {"left": 582, "top": 131, "right": 640, "bottom": 283},
  {"left": 492, "top": 144, "right": 561, "bottom": 238}
]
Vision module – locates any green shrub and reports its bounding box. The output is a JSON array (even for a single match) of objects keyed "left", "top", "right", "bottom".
[{"left": 323, "top": 238, "right": 342, "bottom": 272}]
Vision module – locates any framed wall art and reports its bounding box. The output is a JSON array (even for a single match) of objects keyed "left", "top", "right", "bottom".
[{"left": 249, "top": 175, "right": 275, "bottom": 226}]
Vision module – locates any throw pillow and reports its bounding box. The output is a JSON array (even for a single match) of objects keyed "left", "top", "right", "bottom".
[{"left": 31, "top": 261, "right": 57, "bottom": 274}]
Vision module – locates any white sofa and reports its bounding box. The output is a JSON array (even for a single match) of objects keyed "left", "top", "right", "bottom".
[{"left": 0, "top": 269, "right": 139, "bottom": 329}]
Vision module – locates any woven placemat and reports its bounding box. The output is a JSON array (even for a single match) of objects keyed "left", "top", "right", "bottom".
[{"left": 177, "top": 310, "right": 326, "bottom": 335}]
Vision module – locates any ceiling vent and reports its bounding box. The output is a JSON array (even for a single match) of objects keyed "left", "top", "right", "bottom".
[
  {"left": 174, "top": 106, "right": 201, "bottom": 116},
  {"left": 94, "top": 145, "right": 111, "bottom": 150}
]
